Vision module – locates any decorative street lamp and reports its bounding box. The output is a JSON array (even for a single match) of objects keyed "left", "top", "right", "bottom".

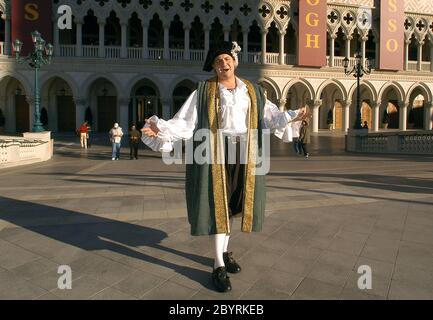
[
  {"left": 343, "top": 52, "right": 372, "bottom": 129},
  {"left": 13, "top": 31, "right": 53, "bottom": 132}
]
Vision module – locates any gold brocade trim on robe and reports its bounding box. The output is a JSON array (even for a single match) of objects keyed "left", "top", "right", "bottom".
[
  {"left": 207, "top": 77, "right": 259, "bottom": 234},
  {"left": 241, "top": 79, "right": 258, "bottom": 233},
  {"left": 208, "top": 78, "right": 230, "bottom": 234}
]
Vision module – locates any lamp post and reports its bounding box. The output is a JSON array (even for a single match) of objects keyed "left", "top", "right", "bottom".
[
  {"left": 343, "top": 52, "right": 371, "bottom": 129},
  {"left": 13, "top": 31, "right": 53, "bottom": 132}
]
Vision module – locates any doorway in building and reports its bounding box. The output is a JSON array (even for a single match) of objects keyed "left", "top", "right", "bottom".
[
  {"left": 334, "top": 101, "right": 343, "bottom": 130},
  {"left": 361, "top": 101, "right": 372, "bottom": 129},
  {"left": 133, "top": 83, "right": 161, "bottom": 128},
  {"left": 15, "top": 95, "right": 29, "bottom": 133},
  {"left": 97, "top": 96, "right": 117, "bottom": 132},
  {"left": 57, "top": 96, "right": 76, "bottom": 132}
]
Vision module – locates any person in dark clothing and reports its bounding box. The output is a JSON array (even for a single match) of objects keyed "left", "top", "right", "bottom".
[
  {"left": 129, "top": 124, "right": 141, "bottom": 159},
  {"left": 299, "top": 120, "right": 311, "bottom": 159}
]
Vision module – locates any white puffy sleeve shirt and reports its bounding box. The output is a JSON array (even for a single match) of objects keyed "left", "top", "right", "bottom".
[{"left": 142, "top": 79, "right": 302, "bottom": 152}]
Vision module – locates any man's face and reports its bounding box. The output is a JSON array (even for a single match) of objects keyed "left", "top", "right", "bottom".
[{"left": 213, "top": 54, "right": 235, "bottom": 80}]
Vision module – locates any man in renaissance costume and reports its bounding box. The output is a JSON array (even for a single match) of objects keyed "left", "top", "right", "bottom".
[{"left": 141, "top": 41, "right": 305, "bottom": 293}]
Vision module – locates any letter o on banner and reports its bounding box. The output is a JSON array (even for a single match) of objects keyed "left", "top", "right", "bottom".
[{"left": 386, "top": 39, "right": 398, "bottom": 52}]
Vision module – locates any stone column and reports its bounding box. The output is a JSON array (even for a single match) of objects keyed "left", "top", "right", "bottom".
[
  {"left": 98, "top": 21, "right": 105, "bottom": 58},
  {"left": 404, "top": 39, "right": 410, "bottom": 70},
  {"left": 163, "top": 24, "right": 170, "bottom": 60},
  {"left": 361, "top": 36, "right": 367, "bottom": 68},
  {"left": 343, "top": 100, "right": 351, "bottom": 132},
  {"left": 329, "top": 34, "right": 336, "bottom": 67},
  {"left": 278, "top": 98, "right": 287, "bottom": 112},
  {"left": 311, "top": 100, "right": 322, "bottom": 133},
  {"left": 76, "top": 20, "right": 83, "bottom": 57},
  {"left": 371, "top": 101, "right": 380, "bottom": 132},
  {"left": 184, "top": 26, "right": 190, "bottom": 60},
  {"left": 2, "top": 14, "right": 10, "bottom": 55},
  {"left": 344, "top": 35, "right": 352, "bottom": 60},
  {"left": 142, "top": 22, "right": 149, "bottom": 59},
  {"left": 279, "top": 30, "right": 286, "bottom": 65},
  {"left": 242, "top": 29, "right": 249, "bottom": 63},
  {"left": 261, "top": 29, "right": 268, "bottom": 64},
  {"left": 53, "top": 20, "right": 60, "bottom": 56},
  {"left": 120, "top": 21, "right": 128, "bottom": 58},
  {"left": 425, "top": 102, "right": 433, "bottom": 130},
  {"left": 74, "top": 98, "right": 87, "bottom": 129},
  {"left": 399, "top": 102, "right": 409, "bottom": 131},
  {"left": 118, "top": 97, "right": 130, "bottom": 132},
  {"left": 417, "top": 40, "right": 424, "bottom": 71}
]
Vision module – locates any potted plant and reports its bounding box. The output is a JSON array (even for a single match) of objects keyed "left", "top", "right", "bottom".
[
  {"left": 0, "top": 108, "right": 5, "bottom": 134},
  {"left": 327, "top": 109, "right": 333, "bottom": 130}
]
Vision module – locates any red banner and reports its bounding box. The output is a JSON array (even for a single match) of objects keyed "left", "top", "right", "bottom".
[
  {"left": 298, "top": 0, "right": 327, "bottom": 67},
  {"left": 379, "top": 0, "right": 404, "bottom": 70},
  {"left": 11, "top": 0, "right": 52, "bottom": 56}
]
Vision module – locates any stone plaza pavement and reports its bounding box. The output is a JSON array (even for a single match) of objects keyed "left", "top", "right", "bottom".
[{"left": 0, "top": 133, "right": 432, "bottom": 300}]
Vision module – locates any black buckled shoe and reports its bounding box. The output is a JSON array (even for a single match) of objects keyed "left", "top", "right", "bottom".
[
  {"left": 223, "top": 252, "right": 242, "bottom": 274},
  {"left": 212, "top": 267, "right": 232, "bottom": 293}
]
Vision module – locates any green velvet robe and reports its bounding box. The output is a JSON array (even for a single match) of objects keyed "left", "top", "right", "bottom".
[{"left": 185, "top": 77, "right": 266, "bottom": 236}]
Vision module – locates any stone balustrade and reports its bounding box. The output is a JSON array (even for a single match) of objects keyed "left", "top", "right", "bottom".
[
  {"left": 0, "top": 132, "right": 53, "bottom": 169},
  {"left": 346, "top": 130, "right": 433, "bottom": 154}
]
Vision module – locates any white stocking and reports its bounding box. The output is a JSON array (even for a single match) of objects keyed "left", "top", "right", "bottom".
[
  {"left": 213, "top": 233, "right": 226, "bottom": 269},
  {"left": 223, "top": 218, "right": 233, "bottom": 253}
]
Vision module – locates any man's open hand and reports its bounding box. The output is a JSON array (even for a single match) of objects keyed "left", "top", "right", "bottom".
[{"left": 141, "top": 119, "right": 160, "bottom": 137}]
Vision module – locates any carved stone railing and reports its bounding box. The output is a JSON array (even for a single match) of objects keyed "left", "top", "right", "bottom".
[
  {"left": 346, "top": 130, "right": 433, "bottom": 154},
  {"left": 0, "top": 132, "right": 53, "bottom": 169}
]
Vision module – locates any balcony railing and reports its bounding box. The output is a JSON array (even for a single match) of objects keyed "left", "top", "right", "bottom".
[
  {"left": 59, "top": 45, "right": 76, "bottom": 57},
  {"left": 54, "top": 45, "right": 431, "bottom": 72},
  {"left": 82, "top": 45, "right": 98, "bottom": 57},
  {"left": 248, "top": 52, "right": 262, "bottom": 64},
  {"left": 170, "top": 49, "right": 184, "bottom": 61},
  {"left": 128, "top": 47, "right": 142, "bottom": 59},
  {"left": 149, "top": 48, "right": 164, "bottom": 60},
  {"left": 265, "top": 52, "right": 280, "bottom": 65},
  {"left": 190, "top": 49, "right": 204, "bottom": 61},
  {"left": 333, "top": 56, "right": 357, "bottom": 68},
  {"left": 105, "top": 46, "right": 121, "bottom": 59},
  {"left": 408, "top": 61, "right": 431, "bottom": 72}
]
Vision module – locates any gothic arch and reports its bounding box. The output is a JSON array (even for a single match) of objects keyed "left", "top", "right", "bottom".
[
  {"left": 316, "top": 79, "right": 348, "bottom": 102},
  {"left": 282, "top": 78, "right": 314, "bottom": 101},
  {"left": 378, "top": 81, "right": 405, "bottom": 103}
]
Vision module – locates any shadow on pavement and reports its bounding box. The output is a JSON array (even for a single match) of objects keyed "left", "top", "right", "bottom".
[{"left": 0, "top": 196, "right": 214, "bottom": 291}]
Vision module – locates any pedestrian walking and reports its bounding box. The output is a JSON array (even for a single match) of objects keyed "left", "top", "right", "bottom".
[
  {"left": 129, "top": 124, "right": 141, "bottom": 159},
  {"left": 291, "top": 119, "right": 302, "bottom": 155},
  {"left": 141, "top": 41, "right": 305, "bottom": 293},
  {"left": 78, "top": 121, "right": 89, "bottom": 149},
  {"left": 109, "top": 122, "right": 123, "bottom": 160},
  {"left": 299, "top": 120, "right": 311, "bottom": 159}
]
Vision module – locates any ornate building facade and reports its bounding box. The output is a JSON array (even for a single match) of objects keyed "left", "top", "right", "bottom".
[{"left": 0, "top": 0, "right": 433, "bottom": 133}]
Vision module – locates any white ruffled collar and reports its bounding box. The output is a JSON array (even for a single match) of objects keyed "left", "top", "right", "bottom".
[{"left": 218, "top": 77, "right": 248, "bottom": 94}]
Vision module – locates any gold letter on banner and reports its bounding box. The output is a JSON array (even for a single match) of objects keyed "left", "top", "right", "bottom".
[
  {"left": 379, "top": 0, "right": 404, "bottom": 70},
  {"left": 298, "top": 0, "right": 326, "bottom": 67},
  {"left": 12, "top": 1, "right": 53, "bottom": 55}
]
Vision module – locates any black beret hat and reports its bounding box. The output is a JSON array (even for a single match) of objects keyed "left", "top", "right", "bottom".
[{"left": 202, "top": 41, "right": 237, "bottom": 72}]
